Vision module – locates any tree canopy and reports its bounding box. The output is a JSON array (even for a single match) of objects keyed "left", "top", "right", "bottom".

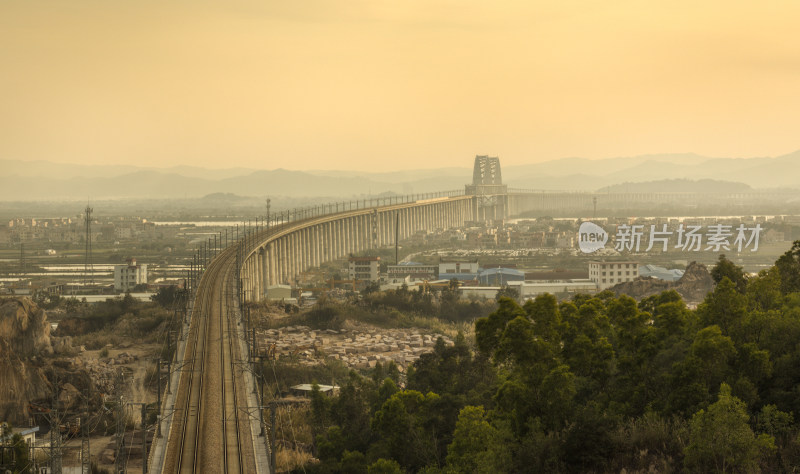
[{"left": 303, "top": 240, "right": 800, "bottom": 473}]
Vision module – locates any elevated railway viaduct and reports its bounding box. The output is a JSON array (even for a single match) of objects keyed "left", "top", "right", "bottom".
[
  {"left": 151, "top": 191, "right": 480, "bottom": 473},
  {"left": 151, "top": 155, "right": 800, "bottom": 472},
  {"left": 238, "top": 193, "right": 476, "bottom": 302}
]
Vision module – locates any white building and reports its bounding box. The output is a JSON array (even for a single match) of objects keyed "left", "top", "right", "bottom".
[
  {"left": 114, "top": 226, "right": 133, "bottom": 239},
  {"left": 386, "top": 262, "right": 438, "bottom": 283},
  {"left": 510, "top": 280, "right": 598, "bottom": 300},
  {"left": 266, "top": 284, "right": 293, "bottom": 300},
  {"left": 438, "top": 260, "right": 479, "bottom": 275},
  {"left": 348, "top": 256, "right": 381, "bottom": 282},
  {"left": 589, "top": 261, "right": 639, "bottom": 290},
  {"left": 460, "top": 286, "right": 501, "bottom": 300},
  {"left": 114, "top": 258, "right": 148, "bottom": 292}
]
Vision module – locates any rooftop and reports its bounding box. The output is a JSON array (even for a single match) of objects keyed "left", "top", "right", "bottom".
[
  {"left": 290, "top": 384, "right": 340, "bottom": 392},
  {"left": 349, "top": 256, "right": 380, "bottom": 262}
]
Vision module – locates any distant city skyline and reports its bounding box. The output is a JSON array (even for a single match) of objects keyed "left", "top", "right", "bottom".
[{"left": 2, "top": 1, "right": 799, "bottom": 172}]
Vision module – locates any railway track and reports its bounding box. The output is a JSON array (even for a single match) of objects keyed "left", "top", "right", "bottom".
[
  {"left": 163, "top": 245, "right": 255, "bottom": 473},
  {"left": 156, "top": 195, "right": 471, "bottom": 473}
]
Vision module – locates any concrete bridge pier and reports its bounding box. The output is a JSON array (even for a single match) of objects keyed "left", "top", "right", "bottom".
[{"left": 237, "top": 195, "right": 476, "bottom": 303}]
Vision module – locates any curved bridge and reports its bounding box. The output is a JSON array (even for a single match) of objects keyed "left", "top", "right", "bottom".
[
  {"left": 150, "top": 191, "right": 478, "bottom": 473},
  {"left": 150, "top": 155, "right": 800, "bottom": 473},
  {"left": 238, "top": 192, "right": 476, "bottom": 302}
]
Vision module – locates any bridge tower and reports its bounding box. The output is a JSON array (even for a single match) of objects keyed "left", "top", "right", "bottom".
[{"left": 465, "top": 155, "right": 508, "bottom": 222}]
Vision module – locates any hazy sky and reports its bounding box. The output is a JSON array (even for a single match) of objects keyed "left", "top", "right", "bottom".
[{"left": 2, "top": 1, "right": 799, "bottom": 171}]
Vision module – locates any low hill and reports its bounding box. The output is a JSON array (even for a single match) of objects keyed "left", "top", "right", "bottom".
[{"left": 596, "top": 179, "right": 752, "bottom": 194}]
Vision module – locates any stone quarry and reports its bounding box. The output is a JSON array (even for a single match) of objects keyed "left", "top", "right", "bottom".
[{"left": 256, "top": 325, "right": 453, "bottom": 371}]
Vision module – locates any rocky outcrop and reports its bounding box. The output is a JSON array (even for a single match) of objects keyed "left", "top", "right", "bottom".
[
  {"left": 673, "top": 262, "right": 716, "bottom": 302},
  {"left": 611, "top": 261, "right": 715, "bottom": 304},
  {"left": 0, "top": 297, "right": 55, "bottom": 425},
  {"left": 0, "top": 297, "right": 53, "bottom": 357}
]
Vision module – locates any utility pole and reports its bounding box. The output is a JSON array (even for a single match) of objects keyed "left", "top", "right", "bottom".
[
  {"left": 269, "top": 403, "right": 276, "bottom": 474},
  {"left": 114, "top": 371, "right": 126, "bottom": 474},
  {"left": 50, "top": 375, "right": 62, "bottom": 474},
  {"left": 83, "top": 204, "right": 94, "bottom": 288},
  {"left": 395, "top": 212, "right": 399, "bottom": 265},
  {"left": 123, "top": 402, "right": 148, "bottom": 474},
  {"left": 81, "top": 391, "right": 91, "bottom": 474},
  {"left": 266, "top": 198, "right": 271, "bottom": 228},
  {"left": 143, "top": 404, "right": 148, "bottom": 474},
  {"left": 19, "top": 242, "right": 25, "bottom": 278}
]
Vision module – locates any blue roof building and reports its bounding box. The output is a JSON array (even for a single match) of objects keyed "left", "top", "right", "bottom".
[
  {"left": 639, "top": 264, "right": 684, "bottom": 282},
  {"left": 478, "top": 268, "right": 525, "bottom": 286},
  {"left": 439, "top": 272, "right": 479, "bottom": 282}
]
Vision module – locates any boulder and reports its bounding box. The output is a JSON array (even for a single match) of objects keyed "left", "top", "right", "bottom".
[
  {"left": 99, "top": 449, "right": 116, "bottom": 465},
  {"left": 58, "top": 382, "right": 81, "bottom": 409}
]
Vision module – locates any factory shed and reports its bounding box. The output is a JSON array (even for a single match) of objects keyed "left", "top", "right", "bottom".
[{"left": 478, "top": 268, "right": 525, "bottom": 286}]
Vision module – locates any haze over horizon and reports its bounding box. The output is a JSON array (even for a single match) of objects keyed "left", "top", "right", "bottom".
[{"left": 2, "top": 1, "right": 799, "bottom": 172}]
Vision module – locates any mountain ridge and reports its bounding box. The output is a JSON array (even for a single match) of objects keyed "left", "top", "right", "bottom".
[{"left": 2, "top": 150, "right": 798, "bottom": 200}]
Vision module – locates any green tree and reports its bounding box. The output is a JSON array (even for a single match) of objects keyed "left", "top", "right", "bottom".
[
  {"left": 0, "top": 424, "right": 31, "bottom": 474},
  {"left": 639, "top": 289, "right": 683, "bottom": 314},
  {"left": 775, "top": 240, "right": 800, "bottom": 294},
  {"left": 316, "top": 425, "right": 347, "bottom": 462},
  {"left": 523, "top": 293, "right": 561, "bottom": 345},
  {"left": 438, "top": 279, "right": 461, "bottom": 317},
  {"left": 446, "top": 406, "right": 512, "bottom": 473},
  {"left": 407, "top": 333, "right": 495, "bottom": 407},
  {"left": 562, "top": 403, "right": 617, "bottom": 472},
  {"left": 475, "top": 298, "right": 525, "bottom": 355},
  {"left": 340, "top": 450, "right": 369, "bottom": 474},
  {"left": 668, "top": 326, "right": 736, "bottom": 415},
  {"left": 368, "top": 458, "right": 404, "bottom": 474},
  {"left": 711, "top": 254, "right": 748, "bottom": 293},
  {"left": 495, "top": 285, "right": 519, "bottom": 302},
  {"left": 745, "top": 268, "right": 783, "bottom": 312},
  {"left": 62, "top": 296, "right": 86, "bottom": 315},
  {"left": 653, "top": 300, "right": 690, "bottom": 337},
  {"left": 372, "top": 390, "right": 442, "bottom": 471},
  {"left": 32, "top": 289, "right": 61, "bottom": 309},
  {"left": 362, "top": 281, "right": 381, "bottom": 296},
  {"left": 150, "top": 285, "right": 187, "bottom": 310},
  {"left": 684, "top": 383, "right": 775, "bottom": 473},
  {"left": 755, "top": 404, "right": 794, "bottom": 441},
  {"left": 697, "top": 278, "right": 747, "bottom": 335},
  {"left": 328, "top": 373, "right": 375, "bottom": 453}
]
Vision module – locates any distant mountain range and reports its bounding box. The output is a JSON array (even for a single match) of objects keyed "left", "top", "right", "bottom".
[
  {"left": 501, "top": 150, "right": 800, "bottom": 191},
  {"left": 1, "top": 150, "right": 798, "bottom": 200},
  {"left": 595, "top": 179, "right": 752, "bottom": 194}
]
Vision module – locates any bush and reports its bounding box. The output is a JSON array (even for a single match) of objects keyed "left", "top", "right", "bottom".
[{"left": 306, "top": 303, "right": 345, "bottom": 330}]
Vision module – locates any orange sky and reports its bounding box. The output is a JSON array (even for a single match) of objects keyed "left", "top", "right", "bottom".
[{"left": 1, "top": 1, "right": 799, "bottom": 171}]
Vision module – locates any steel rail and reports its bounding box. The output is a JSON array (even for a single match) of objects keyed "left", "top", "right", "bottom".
[{"left": 168, "top": 244, "right": 252, "bottom": 473}]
